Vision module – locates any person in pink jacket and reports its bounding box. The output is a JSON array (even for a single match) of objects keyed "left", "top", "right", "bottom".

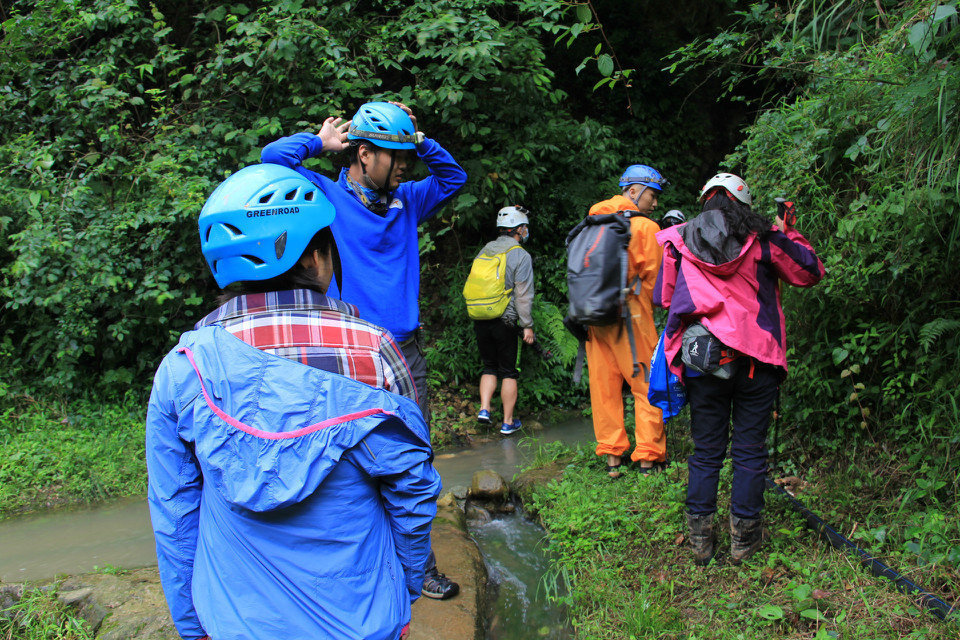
[{"left": 653, "top": 173, "right": 824, "bottom": 565}]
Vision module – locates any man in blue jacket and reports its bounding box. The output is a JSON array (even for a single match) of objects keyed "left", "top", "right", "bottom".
[{"left": 261, "top": 101, "right": 466, "bottom": 600}]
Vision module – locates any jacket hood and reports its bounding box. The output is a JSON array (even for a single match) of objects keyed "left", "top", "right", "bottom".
[
  {"left": 165, "top": 326, "right": 429, "bottom": 513},
  {"left": 657, "top": 209, "right": 756, "bottom": 275}
]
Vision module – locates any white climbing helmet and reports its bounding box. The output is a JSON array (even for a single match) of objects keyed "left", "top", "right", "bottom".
[
  {"left": 699, "top": 173, "right": 752, "bottom": 206},
  {"left": 496, "top": 205, "right": 530, "bottom": 228}
]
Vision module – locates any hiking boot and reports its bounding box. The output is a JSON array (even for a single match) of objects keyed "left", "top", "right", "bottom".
[
  {"left": 730, "top": 515, "right": 765, "bottom": 564},
  {"left": 686, "top": 512, "right": 716, "bottom": 566},
  {"left": 477, "top": 409, "right": 491, "bottom": 424},
  {"left": 499, "top": 419, "right": 521, "bottom": 436},
  {"left": 421, "top": 568, "right": 459, "bottom": 600}
]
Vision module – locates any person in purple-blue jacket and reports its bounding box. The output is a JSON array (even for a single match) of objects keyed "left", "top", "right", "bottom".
[
  {"left": 261, "top": 101, "right": 466, "bottom": 600},
  {"left": 147, "top": 165, "right": 440, "bottom": 640}
]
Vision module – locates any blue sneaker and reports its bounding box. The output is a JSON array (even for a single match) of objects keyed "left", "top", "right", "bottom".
[
  {"left": 477, "top": 409, "right": 492, "bottom": 424},
  {"left": 500, "top": 419, "right": 522, "bottom": 436}
]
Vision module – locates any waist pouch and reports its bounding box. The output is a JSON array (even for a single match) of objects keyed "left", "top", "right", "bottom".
[{"left": 681, "top": 322, "right": 738, "bottom": 379}]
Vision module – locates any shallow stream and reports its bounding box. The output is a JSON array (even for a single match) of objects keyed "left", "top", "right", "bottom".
[{"left": 0, "top": 417, "right": 592, "bottom": 638}]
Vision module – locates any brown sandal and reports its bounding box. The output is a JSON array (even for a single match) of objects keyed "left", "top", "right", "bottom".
[{"left": 606, "top": 454, "right": 623, "bottom": 479}]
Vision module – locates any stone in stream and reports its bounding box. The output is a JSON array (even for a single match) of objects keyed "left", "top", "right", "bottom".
[{"left": 469, "top": 469, "right": 509, "bottom": 502}]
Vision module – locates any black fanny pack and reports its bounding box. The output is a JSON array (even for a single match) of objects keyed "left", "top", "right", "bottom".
[{"left": 680, "top": 323, "right": 738, "bottom": 379}]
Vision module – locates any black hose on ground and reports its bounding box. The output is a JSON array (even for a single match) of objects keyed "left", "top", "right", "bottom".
[{"left": 765, "top": 476, "right": 956, "bottom": 622}]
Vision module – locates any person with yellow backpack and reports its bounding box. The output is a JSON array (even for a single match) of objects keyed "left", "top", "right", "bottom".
[{"left": 463, "top": 206, "right": 535, "bottom": 435}]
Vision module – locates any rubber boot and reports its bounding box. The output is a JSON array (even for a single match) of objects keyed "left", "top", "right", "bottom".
[
  {"left": 686, "top": 512, "right": 716, "bottom": 566},
  {"left": 730, "top": 515, "right": 764, "bottom": 564}
]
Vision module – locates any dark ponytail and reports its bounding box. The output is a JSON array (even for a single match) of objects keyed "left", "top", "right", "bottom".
[{"left": 701, "top": 190, "right": 773, "bottom": 243}]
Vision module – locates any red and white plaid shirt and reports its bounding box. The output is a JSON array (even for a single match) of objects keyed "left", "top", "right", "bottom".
[{"left": 195, "top": 289, "right": 417, "bottom": 402}]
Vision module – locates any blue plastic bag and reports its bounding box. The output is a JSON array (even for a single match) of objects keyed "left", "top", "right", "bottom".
[{"left": 648, "top": 331, "right": 687, "bottom": 420}]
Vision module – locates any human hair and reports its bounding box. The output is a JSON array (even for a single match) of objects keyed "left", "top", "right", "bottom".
[
  {"left": 345, "top": 139, "right": 376, "bottom": 166},
  {"left": 219, "top": 227, "right": 336, "bottom": 302},
  {"left": 499, "top": 226, "right": 521, "bottom": 236},
  {"left": 701, "top": 190, "right": 773, "bottom": 243}
]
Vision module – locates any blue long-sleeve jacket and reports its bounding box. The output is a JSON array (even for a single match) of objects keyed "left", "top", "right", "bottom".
[
  {"left": 146, "top": 326, "right": 441, "bottom": 640},
  {"left": 261, "top": 133, "right": 467, "bottom": 342}
]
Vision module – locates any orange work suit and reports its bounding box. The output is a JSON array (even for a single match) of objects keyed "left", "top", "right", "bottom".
[{"left": 584, "top": 195, "right": 666, "bottom": 463}]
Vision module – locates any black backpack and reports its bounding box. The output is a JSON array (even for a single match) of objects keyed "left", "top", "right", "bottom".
[{"left": 565, "top": 213, "right": 643, "bottom": 383}]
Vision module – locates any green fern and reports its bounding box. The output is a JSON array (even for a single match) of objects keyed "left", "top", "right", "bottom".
[
  {"left": 918, "top": 318, "right": 960, "bottom": 353},
  {"left": 531, "top": 296, "right": 579, "bottom": 367}
]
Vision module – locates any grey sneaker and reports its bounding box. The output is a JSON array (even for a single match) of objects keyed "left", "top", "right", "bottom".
[
  {"left": 730, "top": 514, "right": 765, "bottom": 564},
  {"left": 686, "top": 512, "right": 716, "bottom": 566},
  {"left": 421, "top": 568, "right": 459, "bottom": 600}
]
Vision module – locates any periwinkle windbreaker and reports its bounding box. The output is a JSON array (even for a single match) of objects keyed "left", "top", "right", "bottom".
[
  {"left": 261, "top": 133, "right": 467, "bottom": 343},
  {"left": 146, "top": 325, "right": 441, "bottom": 640},
  {"left": 653, "top": 209, "right": 825, "bottom": 377}
]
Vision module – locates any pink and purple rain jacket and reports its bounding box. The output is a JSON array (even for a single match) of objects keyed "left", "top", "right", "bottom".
[{"left": 653, "top": 209, "right": 825, "bottom": 377}]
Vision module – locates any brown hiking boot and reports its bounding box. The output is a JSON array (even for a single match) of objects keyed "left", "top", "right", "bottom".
[
  {"left": 686, "top": 512, "right": 716, "bottom": 565},
  {"left": 730, "top": 515, "right": 765, "bottom": 564}
]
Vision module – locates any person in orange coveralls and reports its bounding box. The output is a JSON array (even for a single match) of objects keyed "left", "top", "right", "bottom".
[{"left": 586, "top": 164, "right": 668, "bottom": 478}]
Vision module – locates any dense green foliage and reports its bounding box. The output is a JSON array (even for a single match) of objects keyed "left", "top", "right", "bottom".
[
  {"left": 0, "top": 393, "right": 146, "bottom": 516},
  {"left": 0, "top": 0, "right": 736, "bottom": 407},
  {"left": 525, "top": 441, "right": 958, "bottom": 637}
]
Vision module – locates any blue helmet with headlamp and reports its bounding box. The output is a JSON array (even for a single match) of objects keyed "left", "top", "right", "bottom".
[
  {"left": 347, "top": 102, "right": 424, "bottom": 150},
  {"left": 619, "top": 164, "right": 669, "bottom": 191},
  {"left": 198, "top": 164, "right": 335, "bottom": 288}
]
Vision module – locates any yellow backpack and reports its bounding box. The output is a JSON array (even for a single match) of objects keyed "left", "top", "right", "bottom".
[{"left": 462, "top": 245, "right": 521, "bottom": 320}]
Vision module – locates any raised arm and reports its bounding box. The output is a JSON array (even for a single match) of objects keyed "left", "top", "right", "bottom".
[
  {"left": 767, "top": 226, "right": 825, "bottom": 288},
  {"left": 404, "top": 137, "right": 468, "bottom": 225}
]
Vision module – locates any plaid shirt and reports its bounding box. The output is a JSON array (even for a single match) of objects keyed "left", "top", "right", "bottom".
[{"left": 195, "top": 289, "right": 417, "bottom": 402}]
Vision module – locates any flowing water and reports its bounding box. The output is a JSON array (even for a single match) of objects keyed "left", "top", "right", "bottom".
[{"left": 0, "top": 417, "right": 593, "bottom": 638}]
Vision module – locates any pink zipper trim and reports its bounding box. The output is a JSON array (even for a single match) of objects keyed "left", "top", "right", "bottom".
[{"left": 178, "top": 347, "right": 390, "bottom": 440}]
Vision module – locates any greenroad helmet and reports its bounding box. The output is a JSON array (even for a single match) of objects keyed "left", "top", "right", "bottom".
[
  {"left": 199, "top": 165, "right": 335, "bottom": 288},
  {"left": 699, "top": 173, "right": 752, "bottom": 206},
  {"left": 347, "top": 102, "right": 423, "bottom": 150}
]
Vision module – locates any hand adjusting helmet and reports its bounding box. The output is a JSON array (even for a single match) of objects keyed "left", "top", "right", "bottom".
[
  {"left": 699, "top": 173, "right": 752, "bottom": 206},
  {"left": 347, "top": 102, "right": 424, "bottom": 149},
  {"left": 496, "top": 205, "right": 530, "bottom": 228},
  {"left": 199, "top": 164, "right": 335, "bottom": 288}
]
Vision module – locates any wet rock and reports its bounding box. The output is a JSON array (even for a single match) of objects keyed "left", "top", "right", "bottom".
[
  {"left": 437, "top": 490, "right": 458, "bottom": 509},
  {"left": 0, "top": 583, "right": 23, "bottom": 618},
  {"left": 450, "top": 485, "right": 470, "bottom": 501},
  {"left": 58, "top": 587, "right": 93, "bottom": 607},
  {"left": 524, "top": 419, "right": 544, "bottom": 431},
  {"left": 56, "top": 569, "right": 180, "bottom": 639},
  {"left": 410, "top": 501, "right": 487, "bottom": 640},
  {"left": 470, "top": 469, "right": 509, "bottom": 501},
  {"left": 511, "top": 459, "right": 571, "bottom": 507},
  {"left": 465, "top": 503, "right": 492, "bottom": 523}
]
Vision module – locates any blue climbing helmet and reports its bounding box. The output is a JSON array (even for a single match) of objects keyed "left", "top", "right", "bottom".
[
  {"left": 618, "top": 164, "right": 668, "bottom": 191},
  {"left": 347, "top": 101, "right": 422, "bottom": 150},
  {"left": 199, "top": 164, "right": 335, "bottom": 288}
]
